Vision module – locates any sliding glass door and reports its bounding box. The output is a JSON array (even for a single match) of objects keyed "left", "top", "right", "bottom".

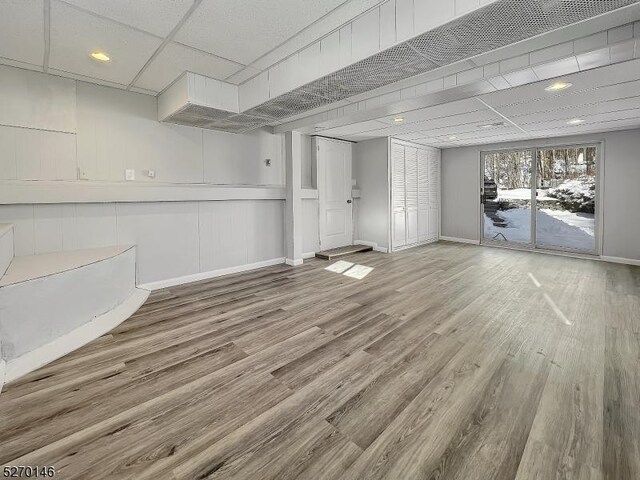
[
  {"left": 482, "top": 150, "right": 534, "bottom": 247},
  {"left": 481, "top": 145, "right": 598, "bottom": 255}
]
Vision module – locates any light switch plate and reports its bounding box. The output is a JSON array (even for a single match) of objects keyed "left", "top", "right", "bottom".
[{"left": 125, "top": 169, "right": 135, "bottom": 181}]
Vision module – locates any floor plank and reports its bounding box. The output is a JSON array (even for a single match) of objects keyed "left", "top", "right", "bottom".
[{"left": 0, "top": 242, "right": 638, "bottom": 479}]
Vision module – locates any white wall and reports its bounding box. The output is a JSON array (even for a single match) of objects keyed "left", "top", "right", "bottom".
[
  {"left": 302, "top": 198, "right": 319, "bottom": 255},
  {"left": 0, "top": 65, "right": 287, "bottom": 285},
  {"left": 353, "top": 138, "right": 390, "bottom": 250},
  {"left": 441, "top": 129, "right": 640, "bottom": 262}
]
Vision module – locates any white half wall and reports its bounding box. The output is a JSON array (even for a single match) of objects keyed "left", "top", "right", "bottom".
[
  {"left": 0, "top": 200, "right": 285, "bottom": 285},
  {"left": 353, "top": 137, "right": 390, "bottom": 250},
  {"left": 441, "top": 128, "right": 640, "bottom": 262}
]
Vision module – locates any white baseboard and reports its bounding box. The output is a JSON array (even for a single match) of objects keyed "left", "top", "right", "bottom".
[
  {"left": 601, "top": 255, "right": 640, "bottom": 266},
  {"left": 4, "top": 288, "right": 149, "bottom": 384},
  {"left": 439, "top": 236, "right": 481, "bottom": 245},
  {"left": 139, "top": 258, "right": 286, "bottom": 290},
  {"left": 302, "top": 252, "right": 316, "bottom": 259},
  {"left": 355, "top": 240, "right": 388, "bottom": 253},
  {"left": 285, "top": 258, "right": 304, "bottom": 267}
]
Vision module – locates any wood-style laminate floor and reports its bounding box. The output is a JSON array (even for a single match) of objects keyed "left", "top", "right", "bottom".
[{"left": 1, "top": 242, "right": 639, "bottom": 479}]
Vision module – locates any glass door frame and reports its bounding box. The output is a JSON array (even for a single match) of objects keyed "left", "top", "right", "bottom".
[{"left": 480, "top": 143, "right": 602, "bottom": 256}]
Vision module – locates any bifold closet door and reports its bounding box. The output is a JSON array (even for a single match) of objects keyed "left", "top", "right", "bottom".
[
  {"left": 428, "top": 149, "right": 440, "bottom": 241},
  {"left": 391, "top": 142, "right": 406, "bottom": 249},
  {"left": 405, "top": 146, "right": 419, "bottom": 245},
  {"left": 417, "top": 149, "right": 430, "bottom": 242}
]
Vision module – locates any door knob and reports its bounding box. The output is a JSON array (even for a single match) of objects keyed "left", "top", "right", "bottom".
[{"left": 347, "top": 199, "right": 352, "bottom": 204}]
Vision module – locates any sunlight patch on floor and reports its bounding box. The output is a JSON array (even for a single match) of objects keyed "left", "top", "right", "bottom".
[
  {"left": 325, "top": 261, "right": 374, "bottom": 279},
  {"left": 325, "top": 260, "right": 354, "bottom": 273}
]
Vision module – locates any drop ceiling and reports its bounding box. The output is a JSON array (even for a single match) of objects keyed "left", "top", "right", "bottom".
[
  {"left": 0, "top": 0, "right": 357, "bottom": 93},
  {"left": 312, "top": 59, "right": 640, "bottom": 147}
]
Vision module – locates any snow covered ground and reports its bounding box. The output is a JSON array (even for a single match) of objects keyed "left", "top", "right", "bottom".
[
  {"left": 484, "top": 207, "right": 595, "bottom": 251},
  {"left": 496, "top": 188, "right": 552, "bottom": 201}
]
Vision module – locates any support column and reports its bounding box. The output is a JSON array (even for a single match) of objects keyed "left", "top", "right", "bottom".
[{"left": 284, "top": 131, "right": 303, "bottom": 266}]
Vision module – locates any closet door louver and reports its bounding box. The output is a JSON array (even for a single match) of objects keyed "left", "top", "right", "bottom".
[
  {"left": 417, "top": 149, "right": 430, "bottom": 242},
  {"left": 405, "top": 147, "right": 419, "bottom": 245},
  {"left": 391, "top": 142, "right": 407, "bottom": 249},
  {"left": 428, "top": 149, "right": 441, "bottom": 241}
]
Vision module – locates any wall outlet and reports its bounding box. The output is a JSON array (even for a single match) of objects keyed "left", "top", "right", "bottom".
[
  {"left": 77, "top": 167, "right": 88, "bottom": 180},
  {"left": 144, "top": 169, "right": 156, "bottom": 178},
  {"left": 125, "top": 169, "right": 135, "bottom": 181}
]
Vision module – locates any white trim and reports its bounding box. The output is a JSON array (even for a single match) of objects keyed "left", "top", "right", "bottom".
[
  {"left": 601, "top": 256, "right": 640, "bottom": 266},
  {"left": 302, "top": 252, "right": 316, "bottom": 259},
  {"left": 0, "top": 180, "right": 286, "bottom": 205},
  {"left": 4, "top": 288, "right": 149, "bottom": 384},
  {"left": 439, "top": 236, "right": 481, "bottom": 245},
  {"left": 355, "top": 240, "right": 388, "bottom": 253},
  {"left": 285, "top": 258, "right": 304, "bottom": 266},
  {"left": 139, "top": 258, "right": 286, "bottom": 290},
  {"left": 394, "top": 239, "right": 439, "bottom": 251}
]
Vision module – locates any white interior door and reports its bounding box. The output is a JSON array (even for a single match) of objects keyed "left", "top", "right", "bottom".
[{"left": 317, "top": 138, "right": 353, "bottom": 250}]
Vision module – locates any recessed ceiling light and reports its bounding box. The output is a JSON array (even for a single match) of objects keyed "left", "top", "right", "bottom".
[
  {"left": 567, "top": 118, "right": 585, "bottom": 125},
  {"left": 90, "top": 51, "right": 110, "bottom": 62},
  {"left": 545, "top": 81, "right": 573, "bottom": 92},
  {"left": 479, "top": 122, "right": 505, "bottom": 128},
  {"left": 394, "top": 116, "right": 405, "bottom": 124}
]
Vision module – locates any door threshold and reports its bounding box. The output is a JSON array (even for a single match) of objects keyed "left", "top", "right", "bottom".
[
  {"left": 315, "top": 244, "right": 373, "bottom": 260},
  {"left": 480, "top": 242, "right": 600, "bottom": 262}
]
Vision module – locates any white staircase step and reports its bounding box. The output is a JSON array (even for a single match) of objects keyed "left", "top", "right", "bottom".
[
  {"left": 0, "top": 245, "right": 148, "bottom": 385},
  {"left": 0, "top": 223, "right": 13, "bottom": 279},
  {"left": 0, "top": 245, "right": 132, "bottom": 287}
]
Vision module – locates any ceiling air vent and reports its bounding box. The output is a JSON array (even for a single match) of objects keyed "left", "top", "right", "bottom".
[{"left": 158, "top": 72, "right": 271, "bottom": 133}]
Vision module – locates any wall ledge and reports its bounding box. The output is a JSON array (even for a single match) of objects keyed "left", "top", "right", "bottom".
[{"left": 0, "top": 180, "right": 286, "bottom": 204}]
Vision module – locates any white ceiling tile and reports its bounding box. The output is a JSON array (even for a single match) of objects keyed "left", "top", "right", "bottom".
[
  {"left": 59, "top": 0, "right": 193, "bottom": 37},
  {"left": 531, "top": 57, "right": 579, "bottom": 81},
  {"left": 574, "top": 32, "right": 607, "bottom": 54},
  {"left": 225, "top": 66, "right": 261, "bottom": 85},
  {"left": 414, "top": 0, "right": 453, "bottom": 34},
  {"left": 610, "top": 40, "right": 635, "bottom": 64},
  {"left": 351, "top": 7, "right": 380, "bottom": 62},
  {"left": 174, "top": 0, "right": 349, "bottom": 65},
  {"left": 135, "top": 43, "right": 243, "bottom": 93},
  {"left": 608, "top": 24, "right": 634, "bottom": 44},
  {"left": 503, "top": 67, "right": 539, "bottom": 87},
  {"left": 49, "top": 1, "right": 162, "bottom": 85},
  {"left": 530, "top": 42, "right": 574, "bottom": 65},
  {"left": 379, "top": 0, "right": 396, "bottom": 49},
  {"left": 0, "top": 0, "right": 44, "bottom": 67},
  {"left": 396, "top": 0, "right": 414, "bottom": 42},
  {"left": 576, "top": 47, "right": 611, "bottom": 70}
]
